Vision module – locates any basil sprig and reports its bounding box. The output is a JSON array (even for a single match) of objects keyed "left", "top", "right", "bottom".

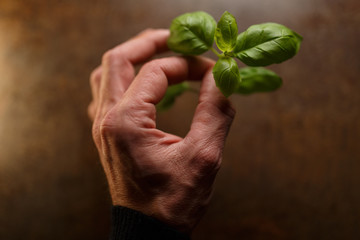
[{"left": 158, "top": 11, "right": 302, "bottom": 110}]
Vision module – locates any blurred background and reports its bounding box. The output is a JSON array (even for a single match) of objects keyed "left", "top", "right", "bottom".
[{"left": 0, "top": 0, "right": 359, "bottom": 239}]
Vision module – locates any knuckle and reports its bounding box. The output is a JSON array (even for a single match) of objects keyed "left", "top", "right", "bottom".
[
  {"left": 140, "top": 60, "right": 166, "bottom": 80},
  {"left": 222, "top": 101, "right": 236, "bottom": 121},
  {"left": 102, "top": 48, "right": 127, "bottom": 67},
  {"left": 102, "top": 48, "right": 131, "bottom": 71},
  {"left": 142, "top": 58, "right": 174, "bottom": 76},
  {"left": 90, "top": 109, "right": 117, "bottom": 145},
  {"left": 193, "top": 148, "right": 222, "bottom": 172},
  {"left": 97, "top": 107, "right": 131, "bottom": 141},
  {"left": 92, "top": 101, "right": 137, "bottom": 145},
  {"left": 91, "top": 111, "right": 119, "bottom": 148},
  {"left": 143, "top": 59, "right": 162, "bottom": 71},
  {"left": 206, "top": 99, "right": 236, "bottom": 127},
  {"left": 99, "top": 111, "right": 118, "bottom": 138},
  {"left": 102, "top": 49, "right": 117, "bottom": 64}
]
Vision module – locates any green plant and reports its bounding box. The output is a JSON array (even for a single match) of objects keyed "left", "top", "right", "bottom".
[{"left": 158, "top": 11, "right": 302, "bottom": 110}]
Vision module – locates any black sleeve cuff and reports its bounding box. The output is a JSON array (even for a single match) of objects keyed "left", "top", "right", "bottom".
[{"left": 110, "top": 205, "right": 191, "bottom": 240}]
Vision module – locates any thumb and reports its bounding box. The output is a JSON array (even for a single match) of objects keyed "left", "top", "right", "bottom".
[{"left": 185, "top": 68, "right": 236, "bottom": 156}]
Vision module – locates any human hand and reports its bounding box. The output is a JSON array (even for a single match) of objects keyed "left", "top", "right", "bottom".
[{"left": 88, "top": 29, "right": 235, "bottom": 233}]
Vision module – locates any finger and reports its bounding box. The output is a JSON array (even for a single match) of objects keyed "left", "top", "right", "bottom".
[
  {"left": 116, "top": 28, "right": 170, "bottom": 62},
  {"left": 98, "top": 29, "right": 170, "bottom": 110},
  {"left": 126, "top": 56, "right": 214, "bottom": 106},
  {"left": 93, "top": 29, "right": 170, "bottom": 148},
  {"left": 184, "top": 68, "right": 236, "bottom": 157}
]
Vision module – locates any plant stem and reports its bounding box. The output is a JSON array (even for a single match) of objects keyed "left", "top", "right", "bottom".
[{"left": 210, "top": 47, "right": 223, "bottom": 58}]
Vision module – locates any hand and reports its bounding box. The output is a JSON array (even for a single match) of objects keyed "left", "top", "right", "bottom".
[{"left": 88, "top": 29, "right": 235, "bottom": 233}]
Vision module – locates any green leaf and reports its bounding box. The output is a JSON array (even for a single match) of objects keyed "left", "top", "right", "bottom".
[
  {"left": 212, "top": 57, "right": 241, "bottom": 97},
  {"left": 233, "top": 23, "right": 303, "bottom": 66},
  {"left": 156, "top": 82, "right": 190, "bottom": 111},
  {"left": 215, "top": 11, "right": 238, "bottom": 53},
  {"left": 236, "top": 67, "right": 282, "bottom": 94},
  {"left": 167, "top": 11, "right": 217, "bottom": 55}
]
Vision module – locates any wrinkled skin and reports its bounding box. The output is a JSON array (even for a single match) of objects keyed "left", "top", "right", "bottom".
[{"left": 88, "top": 29, "right": 235, "bottom": 233}]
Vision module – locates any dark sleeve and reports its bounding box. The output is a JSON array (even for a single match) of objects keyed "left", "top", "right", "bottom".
[{"left": 110, "top": 205, "right": 191, "bottom": 240}]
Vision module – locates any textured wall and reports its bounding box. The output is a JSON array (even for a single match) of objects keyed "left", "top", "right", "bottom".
[{"left": 0, "top": 0, "right": 359, "bottom": 239}]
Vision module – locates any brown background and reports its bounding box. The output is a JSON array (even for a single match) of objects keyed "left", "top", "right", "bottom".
[{"left": 0, "top": 0, "right": 359, "bottom": 239}]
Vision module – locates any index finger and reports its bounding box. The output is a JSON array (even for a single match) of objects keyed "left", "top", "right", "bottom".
[
  {"left": 109, "top": 28, "right": 170, "bottom": 65},
  {"left": 97, "top": 29, "right": 170, "bottom": 116}
]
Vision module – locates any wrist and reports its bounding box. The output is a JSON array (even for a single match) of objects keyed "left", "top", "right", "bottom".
[
  {"left": 107, "top": 170, "right": 209, "bottom": 234},
  {"left": 111, "top": 199, "right": 198, "bottom": 234},
  {"left": 111, "top": 205, "right": 191, "bottom": 240}
]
